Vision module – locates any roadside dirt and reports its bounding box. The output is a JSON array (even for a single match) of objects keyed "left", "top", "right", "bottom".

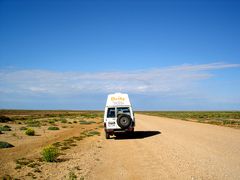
[
  {"left": 87, "top": 114, "right": 240, "bottom": 180},
  {"left": 0, "top": 118, "right": 103, "bottom": 179}
]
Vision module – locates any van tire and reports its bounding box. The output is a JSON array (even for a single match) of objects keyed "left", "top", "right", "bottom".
[
  {"left": 117, "top": 114, "right": 132, "bottom": 129},
  {"left": 105, "top": 132, "right": 110, "bottom": 139}
]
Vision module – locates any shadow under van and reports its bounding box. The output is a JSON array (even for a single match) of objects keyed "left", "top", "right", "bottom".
[{"left": 113, "top": 130, "right": 161, "bottom": 140}]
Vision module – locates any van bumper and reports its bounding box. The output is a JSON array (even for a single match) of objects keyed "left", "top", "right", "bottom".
[{"left": 105, "top": 127, "right": 134, "bottom": 133}]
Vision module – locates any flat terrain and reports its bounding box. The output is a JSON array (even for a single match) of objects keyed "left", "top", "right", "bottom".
[
  {"left": 1, "top": 112, "right": 240, "bottom": 179},
  {"left": 0, "top": 111, "right": 103, "bottom": 179},
  {"left": 87, "top": 114, "right": 240, "bottom": 180},
  {"left": 139, "top": 111, "right": 240, "bottom": 128}
]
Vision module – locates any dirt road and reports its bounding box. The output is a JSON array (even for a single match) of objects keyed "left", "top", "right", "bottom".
[{"left": 87, "top": 114, "right": 240, "bottom": 180}]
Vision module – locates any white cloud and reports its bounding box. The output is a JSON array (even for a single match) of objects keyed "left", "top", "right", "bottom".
[{"left": 0, "top": 62, "right": 239, "bottom": 96}]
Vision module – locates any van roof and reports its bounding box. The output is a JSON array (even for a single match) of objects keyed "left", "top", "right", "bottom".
[{"left": 106, "top": 93, "right": 131, "bottom": 107}]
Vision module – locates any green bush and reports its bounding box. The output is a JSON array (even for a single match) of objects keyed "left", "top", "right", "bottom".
[
  {"left": 41, "top": 145, "right": 59, "bottom": 162},
  {"left": 48, "top": 126, "right": 60, "bottom": 130},
  {"left": 0, "top": 141, "right": 14, "bottom": 148},
  {"left": 26, "top": 119, "right": 40, "bottom": 127},
  {"left": 0, "top": 125, "right": 11, "bottom": 131},
  {"left": 48, "top": 119, "right": 55, "bottom": 124},
  {"left": 25, "top": 128, "right": 35, "bottom": 136},
  {"left": 0, "top": 116, "right": 12, "bottom": 123},
  {"left": 61, "top": 119, "right": 67, "bottom": 123}
]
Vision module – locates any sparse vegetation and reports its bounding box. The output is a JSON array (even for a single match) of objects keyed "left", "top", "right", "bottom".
[
  {"left": 15, "top": 164, "right": 22, "bottom": 169},
  {"left": 41, "top": 145, "right": 59, "bottom": 162},
  {"left": 140, "top": 111, "right": 240, "bottom": 128},
  {"left": 61, "top": 118, "right": 67, "bottom": 123},
  {"left": 26, "top": 172, "right": 37, "bottom": 179},
  {"left": 69, "top": 171, "right": 77, "bottom": 180},
  {"left": 27, "top": 162, "right": 40, "bottom": 168},
  {"left": 72, "top": 136, "right": 83, "bottom": 141},
  {"left": 16, "top": 158, "right": 34, "bottom": 166},
  {"left": 48, "top": 126, "right": 60, "bottom": 130},
  {"left": 0, "top": 141, "right": 14, "bottom": 148},
  {"left": 0, "top": 110, "right": 103, "bottom": 179},
  {"left": 52, "top": 141, "right": 62, "bottom": 148},
  {"left": 0, "top": 115, "right": 12, "bottom": 122},
  {"left": 79, "top": 120, "right": 96, "bottom": 125},
  {"left": 48, "top": 119, "right": 55, "bottom": 124},
  {"left": 26, "top": 119, "right": 41, "bottom": 127},
  {"left": 25, "top": 128, "right": 35, "bottom": 136},
  {"left": 0, "top": 125, "right": 11, "bottom": 131}
]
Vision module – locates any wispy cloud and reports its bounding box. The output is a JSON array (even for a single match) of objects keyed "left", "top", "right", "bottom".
[
  {"left": 0, "top": 62, "right": 239, "bottom": 96},
  {"left": 0, "top": 63, "right": 240, "bottom": 95}
]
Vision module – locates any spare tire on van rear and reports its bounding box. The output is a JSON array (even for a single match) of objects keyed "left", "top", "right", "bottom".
[{"left": 117, "top": 114, "right": 132, "bottom": 129}]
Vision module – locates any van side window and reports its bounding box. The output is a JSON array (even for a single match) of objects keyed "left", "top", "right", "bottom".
[{"left": 107, "top": 108, "right": 115, "bottom": 118}]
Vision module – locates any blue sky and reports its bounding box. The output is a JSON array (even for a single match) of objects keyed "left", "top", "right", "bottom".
[{"left": 0, "top": 0, "right": 240, "bottom": 110}]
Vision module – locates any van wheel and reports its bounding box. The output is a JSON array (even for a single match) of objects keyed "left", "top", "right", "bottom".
[
  {"left": 117, "top": 114, "right": 132, "bottom": 129},
  {"left": 105, "top": 132, "right": 110, "bottom": 139}
]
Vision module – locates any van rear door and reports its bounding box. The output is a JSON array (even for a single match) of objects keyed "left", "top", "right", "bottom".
[{"left": 106, "top": 107, "right": 117, "bottom": 129}]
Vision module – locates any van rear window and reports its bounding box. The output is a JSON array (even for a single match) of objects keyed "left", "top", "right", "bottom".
[
  {"left": 107, "top": 108, "right": 115, "bottom": 118},
  {"left": 117, "top": 107, "right": 130, "bottom": 114}
]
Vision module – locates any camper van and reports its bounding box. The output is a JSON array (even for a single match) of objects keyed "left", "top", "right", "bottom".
[{"left": 104, "top": 93, "right": 135, "bottom": 139}]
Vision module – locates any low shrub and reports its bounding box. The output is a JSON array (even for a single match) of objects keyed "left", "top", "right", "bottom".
[
  {"left": 0, "top": 141, "right": 14, "bottom": 148},
  {"left": 48, "top": 126, "right": 60, "bottom": 130},
  {"left": 0, "top": 125, "right": 11, "bottom": 131},
  {"left": 41, "top": 145, "right": 59, "bottom": 162},
  {"left": 87, "top": 131, "right": 100, "bottom": 136},
  {"left": 48, "top": 119, "right": 55, "bottom": 124},
  {"left": 26, "top": 119, "right": 41, "bottom": 127},
  {"left": 0, "top": 116, "right": 12, "bottom": 123},
  {"left": 61, "top": 119, "right": 67, "bottom": 123},
  {"left": 25, "top": 128, "right": 35, "bottom": 136}
]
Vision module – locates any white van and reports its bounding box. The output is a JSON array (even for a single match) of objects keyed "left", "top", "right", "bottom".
[{"left": 104, "top": 93, "right": 135, "bottom": 139}]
